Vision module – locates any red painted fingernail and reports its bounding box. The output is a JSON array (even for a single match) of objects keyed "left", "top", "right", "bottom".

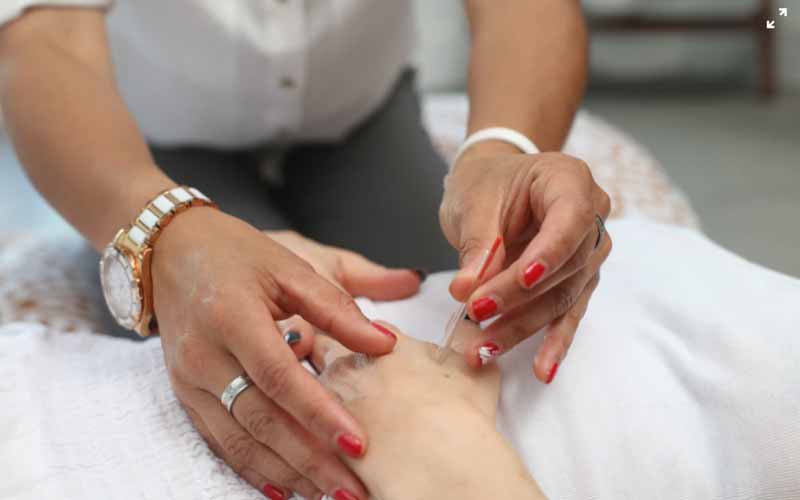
[
  {"left": 334, "top": 488, "right": 360, "bottom": 500},
  {"left": 523, "top": 262, "right": 547, "bottom": 288},
  {"left": 472, "top": 297, "right": 498, "bottom": 321},
  {"left": 371, "top": 322, "right": 396, "bottom": 340},
  {"left": 546, "top": 362, "right": 560, "bottom": 384},
  {"left": 336, "top": 433, "right": 364, "bottom": 458},
  {"left": 262, "top": 483, "right": 286, "bottom": 500},
  {"left": 478, "top": 342, "right": 501, "bottom": 366}
]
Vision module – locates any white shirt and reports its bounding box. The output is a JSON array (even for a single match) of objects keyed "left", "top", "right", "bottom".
[{"left": 0, "top": 0, "right": 415, "bottom": 147}]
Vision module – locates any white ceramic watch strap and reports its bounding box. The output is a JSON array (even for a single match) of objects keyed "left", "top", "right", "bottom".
[
  {"left": 452, "top": 127, "right": 541, "bottom": 168},
  {"left": 125, "top": 186, "right": 213, "bottom": 251}
]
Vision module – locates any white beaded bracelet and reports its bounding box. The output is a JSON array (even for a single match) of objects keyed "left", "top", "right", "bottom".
[{"left": 452, "top": 127, "right": 541, "bottom": 168}]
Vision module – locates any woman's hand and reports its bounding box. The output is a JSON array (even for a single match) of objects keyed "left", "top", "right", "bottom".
[
  {"left": 151, "top": 208, "right": 421, "bottom": 500},
  {"left": 310, "top": 322, "right": 545, "bottom": 500},
  {"left": 260, "top": 229, "right": 425, "bottom": 350},
  {"left": 440, "top": 144, "right": 612, "bottom": 382}
]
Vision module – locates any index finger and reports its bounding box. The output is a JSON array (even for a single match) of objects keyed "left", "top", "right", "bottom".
[
  {"left": 277, "top": 265, "right": 397, "bottom": 355},
  {"left": 227, "top": 296, "right": 370, "bottom": 460},
  {"left": 468, "top": 177, "right": 595, "bottom": 309}
]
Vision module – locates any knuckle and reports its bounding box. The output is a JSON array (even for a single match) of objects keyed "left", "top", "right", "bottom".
[
  {"left": 323, "top": 293, "right": 362, "bottom": 333},
  {"left": 336, "top": 293, "right": 361, "bottom": 317},
  {"left": 546, "top": 231, "right": 572, "bottom": 258},
  {"left": 222, "top": 432, "right": 256, "bottom": 465},
  {"left": 197, "top": 296, "right": 229, "bottom": 333},
  {"left": 570, "top": 239, "right": 594, "bottom": 270},
  {"left": 303, "top": 399, "right": 328, "bottom": 437},
  {"left": 171, "top": 334, "right": 208, "bottom": 379},
  {"left": 506, "top": 321, "right": 532, "bottom": 346},
  {"left": 560, "top": 155, "right": 590, "bottom": 177},
  {"left": 244, "top": 407, "right": 278, "bottom": 442},
  {"left": 457, "top": 236, "right": 485, "bottom": 268},
  {"left": 599, "top": 191, "right": 612, "bottom": 216},
  {"left": 574, "top": 201, "right": 595, "bottom": 228},
  {"left": 438, "top": 198, "right": 453, "bottom": 232},
  {"left": 588, "top": 272, "right": 601, "bottom": 291},
  {"left": 295, "top": 451, "right": 324, "bottom": 480},
  {"left": 565, "top": 301, "right": 585, "bottom": 322},
  {"left": 603, "top": 234, "right": 614, "bottom": 257},
  {"left": 254, "top": 359, "right": 293, "bottom": 402},
  {"left": 280, "top": 470, "right": 307, "bottom": 492},
  {"left": 552, "top": 284, "right": 578, "bottom": 318}
]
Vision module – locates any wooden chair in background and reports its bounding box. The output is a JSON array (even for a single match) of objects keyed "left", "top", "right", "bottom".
[{"left": 589, "top": 0, "right": 777, "bottom": 98}]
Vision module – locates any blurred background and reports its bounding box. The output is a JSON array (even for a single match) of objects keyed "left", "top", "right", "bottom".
[{"left": 1, "top": 0, "right": 798, "bottom": 276}]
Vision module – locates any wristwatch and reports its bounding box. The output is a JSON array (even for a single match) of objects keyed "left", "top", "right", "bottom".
[{"left": 99, "top": 186, "right": 216, "bottom": 336}]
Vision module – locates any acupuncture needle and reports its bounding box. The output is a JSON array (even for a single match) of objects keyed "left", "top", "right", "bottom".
[{"left": 436, "top": 236, "right": 503, "bottom": 363}]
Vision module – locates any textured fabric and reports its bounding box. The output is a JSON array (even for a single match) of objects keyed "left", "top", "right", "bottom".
[
  {"left": 0, "top": 0, "right": 415, "bottom": 147},
  {"left": 2, "top": 218, "right": 799, "bottom": 500}
]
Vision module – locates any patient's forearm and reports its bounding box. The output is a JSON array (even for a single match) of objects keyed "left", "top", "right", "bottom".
[{"left": 0, "top": 8, "right": 175, "bottom": 250}]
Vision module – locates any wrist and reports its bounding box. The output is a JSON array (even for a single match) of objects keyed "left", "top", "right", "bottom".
[
  {"left": 463, "top": 138, "right": 524, "bottom": 158},
  {"left": 95, "top": 167, "right": 178, "bottom": 250},
  {"left": 452, "top": 138, "right": 528, "bottom": 174},
  {"left": 150, "top": 206, "right": 234, "bottom": 281},
  {"left": 99, "top": 184, "right": 217, "bottom": 336}
]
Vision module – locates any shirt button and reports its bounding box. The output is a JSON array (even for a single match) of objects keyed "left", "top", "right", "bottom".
[{"left": 280, "top": 77, "right": 296, "bottom": 89}]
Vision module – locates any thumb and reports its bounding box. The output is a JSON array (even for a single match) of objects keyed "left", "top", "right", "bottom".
[
  {"left": 336, "top": 249, "right": 422, "bottom": 300},
  {"left": 449, "top": 232, "right": 505, "bottom": 302}
]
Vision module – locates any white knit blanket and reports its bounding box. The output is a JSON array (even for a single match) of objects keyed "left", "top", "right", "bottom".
[{"left": 2, "top": 218, "right": 799, "bottom": 500}]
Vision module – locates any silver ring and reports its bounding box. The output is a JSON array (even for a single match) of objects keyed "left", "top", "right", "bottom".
[
  {"left": 594, "top": 214, "right": 606, "bottom": 249},
  {"left": 220, "top": 374, "right": 252, "bottom": 414}
]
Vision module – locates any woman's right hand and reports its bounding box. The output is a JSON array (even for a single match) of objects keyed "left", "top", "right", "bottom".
[{"left": 150, "top": 207, "right": 417, "bottom": 500}]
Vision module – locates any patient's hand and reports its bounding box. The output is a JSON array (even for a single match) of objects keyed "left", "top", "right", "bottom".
[{"left": 311, "top": 322, "right": 545, "bottom": 500}]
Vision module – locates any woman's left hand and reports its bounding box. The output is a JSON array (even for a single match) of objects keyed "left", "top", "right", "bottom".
[
  {"left": 440, "top": 143, "right": 613, "bottom": 382},
  {"left": 261, "top": 230, "right": 423, "bottom": 352}
]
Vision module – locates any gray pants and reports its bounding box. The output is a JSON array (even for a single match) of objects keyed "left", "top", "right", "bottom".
[{"left": 151, "top": 70, "right": 456, "bottom": 271}]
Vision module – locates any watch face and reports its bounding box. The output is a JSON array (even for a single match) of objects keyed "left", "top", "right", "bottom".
[{"left": 99, "top": 246, "right": 142, "bottom": 329}]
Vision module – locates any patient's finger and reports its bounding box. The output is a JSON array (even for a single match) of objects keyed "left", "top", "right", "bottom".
[
  {"left": 534, "top": 272, "right": 600, "bottom": 384},
  {"left": 276, "top": 314, "right": 315, "bottom": 359},
  {"left": 185, "top": 390, "right": 320, "bottom": 500},
  {"left": 310, "top": 334, "right": 354, "bottom": 373}
]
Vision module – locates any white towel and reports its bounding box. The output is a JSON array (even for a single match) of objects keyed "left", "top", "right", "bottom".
[{"left": 2, "top": 217, "right": 799, "bottom": 500}]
